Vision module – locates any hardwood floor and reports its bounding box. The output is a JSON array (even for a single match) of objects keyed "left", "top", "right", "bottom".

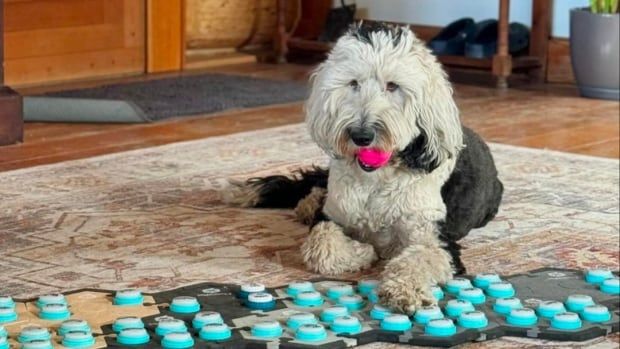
[{"left": 1, "top": 62, "right": 618, "bottom": 172}]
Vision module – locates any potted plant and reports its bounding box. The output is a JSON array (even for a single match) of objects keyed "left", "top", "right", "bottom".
[{"left": 570, "top": 0, "right": 619, "bottom": 100}]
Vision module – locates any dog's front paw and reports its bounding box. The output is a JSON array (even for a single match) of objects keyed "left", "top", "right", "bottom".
[
  {"left": 301, "top": 221, "right": 377, "bottom": 275},
  {"left": 377, "top": 245, "right": 454, "bottom": 314},
  {"left": 378, "top": 277, "right": 436, "bottom": 314}
]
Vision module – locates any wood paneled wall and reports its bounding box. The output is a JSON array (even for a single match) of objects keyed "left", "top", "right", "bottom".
[
  {"left": 4, "top": 0, "right": 145, "bottom": 86},
  {"left": 147, "top": 0, "right": 184, "bottom": 73}
]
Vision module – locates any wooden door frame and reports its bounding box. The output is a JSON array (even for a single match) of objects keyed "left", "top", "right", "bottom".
[
  {"left": 0, "top": 0, "right": 23, "bottom": 146},
  {"left": 146, "top": 0, "right": 186, "bottom": 73}
]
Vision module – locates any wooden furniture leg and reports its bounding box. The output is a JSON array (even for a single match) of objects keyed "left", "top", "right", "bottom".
[
  {"left": 528, "top": 0, "right": 551, "bottom": 82},
  {"left": 0, "top": 0, "right": 23, "bottom": 146},
  {"left": 274, "top": 0, "right": 289, "bottom": 63},
  {"left": 492, "top": 0, "right": 512, "bottom": 89}
]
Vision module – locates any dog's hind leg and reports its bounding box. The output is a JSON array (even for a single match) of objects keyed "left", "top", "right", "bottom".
[
  {"left": 438, "top": 235, "right": 466, "bottom": 275},
  {"left": 301, "top": 221, "right": 377, "bottom": 275},
  {"left": 221, "top": 167, "right": 328, "bottom": 208},
  {"left": 294, "top": 187, "right": 327, "bottom": 225}
]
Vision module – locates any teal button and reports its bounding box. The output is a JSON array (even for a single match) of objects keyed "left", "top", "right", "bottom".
[
  {"left": 338, "top": 295, "right": 365, "bottom": 311},
  {"left": 192, "top": 311, "right": 223, "bottom": 329},
  {"left": 473, "top": 273, "right": 502, "bottom": 289},
  {"left": 246, "top": 292, "right": 276, "bottom": 311},
  {"left": 424, "top": 318, "right": 457, "bottom": 337},
  {"left": 0, "top": 307, "right": 17, "bottom": 323},
  {"left": 170, "top": 297, "right": 201, "bottom": 313},
  {"left": 20, "top": 340, "right": 53, "bottom": 349},
  {"left": 113, "top": 289, "right": 144, "bottom": 306},
  {"left": 536, "top": 301, "right": 566, "bottom": 318},
  {"left": 331, "top": 316, "right": 362, "bottom": 334},
  {"left": 295, "top": 324, "right": 327, "bottom": 342},
  {"left": 161, "top": 332, "right": 195, "bottom": 349},
  {"left": 62, "top": 331, "right": 95, "bottom": 348},
  {"left": 581, "top": 305, "right": 612, "bottom": 323},
  {"left": 369, "top": 304, "right": 391, "bottom": 320},
  {"left": 458, "top": 288, "right": 486, "bottom": 305},
  {"left": 326, "top": 285, "right": 354, "bottom": 300},
  {"left": 199, "top": 323, "right": 232, "bottom": 341},
  {"left": 251, "top": 321, "right": 283, "bottom": 338},
  {"left": 58, "top": 320, "right": 91, "bottom": 336},
  {"left": 238, "top": 283, "right": 266, "bottom": 300},
  {"left": 319, "top": 307, "right": 347, "bottom": 323},
  {"left": 36, "top": 294, "right": 67, "bottom": 308},
  {"left": 486, "top": 281, "right": 515, "bottom": 298},
  {"left": 445, "top": 278, "right": 473, "bottom": 294},
  {"left": 445, "top": 299, "right": 475, "bottom": 317},
  {"left": 506, "top": 308, "right": 538, "bottom": 327},
  {"left": 293, "top": 291, "right": 323, "bottom": 307},
  {"left": 155, "top": 318, "right": 188, "bottom": 336},
  {"left": 550, "top": 312, "right": 582, "bottom": 330},
  {"left": 585, "top": 269, "right": 614, "bottom": 285},
  {"left": 368, "top": 290, "right": 379, "bottom": 304},
  {"left": 0, "top": 297, "right": 14, "bottom": 309},
  {"left": 493, "top": 297, "right": 523, "bottom": 315},
  {"left": 18, "top": 327, "right": 51, "bottom": 343},
  {"left": 287, "top": 312, "right": 318, "bottom": 330},
  {"left": 117, "top": 328, "right": 150, "bottom": 345},
  {"left": 112, "top": 317, "right": 145, "bottom": 333},
  {"left": 431, "top": 286, "right": 444, "bottom": 301},
  {"left": 380, "top": 315, "right": 412, "bottom": 332},
  {"left": 286, "top": 281, "right": 314, "bottom": 297},
  {"left": 457, "top": 311, "right": 488, "bottom": 329},
  {"left": 565, "top": 295, "right": 594, "bottom": 312},
  {"left": 357, "top": 280, "right": 379, "bottom": 296},
  {"left": 413, "top": 305, "right": 444, "bottom": 325},
  {"left": 0, "top": 336, "right": 7, "bottom": 349},
  {"left": 600, "top": 278, "right": 620, "bottom": 295},
  {"left": 39, "top": 303, "right": 71, "bottom": 321}
]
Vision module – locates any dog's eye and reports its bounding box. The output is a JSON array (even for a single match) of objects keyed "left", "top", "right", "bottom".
[
  {"left": 349, "top": 80, "right": 359, "bottom": 89},
  {"left": 386, "top": 82, "right": 399, "bottom": 92}
]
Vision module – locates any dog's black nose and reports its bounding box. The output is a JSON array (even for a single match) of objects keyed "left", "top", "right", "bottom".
[{"left": 349, "top": 128, "right": 375, "bottom": 147}]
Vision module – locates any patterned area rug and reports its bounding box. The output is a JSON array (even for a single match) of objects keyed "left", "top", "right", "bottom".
[{"left": 1, "top": 124, "right": 618, "bottom": 348}]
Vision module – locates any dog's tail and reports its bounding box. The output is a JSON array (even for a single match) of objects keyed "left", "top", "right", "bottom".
[{"left": 221, "top": 166, "right": 329, "bottom": 208}]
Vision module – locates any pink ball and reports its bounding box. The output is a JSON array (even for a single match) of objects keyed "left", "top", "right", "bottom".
[{"left": 356, "top": 148, "right": 392, "bottom": 168}]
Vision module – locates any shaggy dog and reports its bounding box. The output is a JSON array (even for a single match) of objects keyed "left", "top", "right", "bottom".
[{"left": 224, "top": 22, "right": 503, "bottom": 314}]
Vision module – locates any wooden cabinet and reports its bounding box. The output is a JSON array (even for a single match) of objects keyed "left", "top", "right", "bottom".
[{"left": 3, "top": 0, "right": 146, "bottom": 86}]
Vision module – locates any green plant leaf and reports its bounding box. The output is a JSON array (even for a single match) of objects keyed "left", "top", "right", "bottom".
[{"left": 590, "top": 0, "right": 599, "bottom": 13}]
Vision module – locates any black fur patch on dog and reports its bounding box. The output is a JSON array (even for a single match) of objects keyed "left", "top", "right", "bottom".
[
  {"left": 398, "top": 129, "right": 441, "bottom": 173},
  {"left": 349, "top": 21, "right": 405, "bottom": 47},
  {"left": 438, "top": 225, "right": 467, "bottom": 275},
  {"left": 439, "top": 127, "right": 504, "bottom": 241},
  {"left": 245, "top": 166, "right": 328, "bottom": 208}
]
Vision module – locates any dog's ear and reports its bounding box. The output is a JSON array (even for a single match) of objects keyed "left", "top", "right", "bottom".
[{"left": 400, "top": 68, "right": 463, "bottom": 173}]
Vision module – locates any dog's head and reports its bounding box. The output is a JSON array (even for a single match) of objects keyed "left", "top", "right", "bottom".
[{"left": 305, "top": 22, "right": 463, "bottom": 173}]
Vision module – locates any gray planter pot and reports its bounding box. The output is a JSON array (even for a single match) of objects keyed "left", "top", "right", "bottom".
[{"left": 570, "top": 8, "right": 619, "bottom": 100}]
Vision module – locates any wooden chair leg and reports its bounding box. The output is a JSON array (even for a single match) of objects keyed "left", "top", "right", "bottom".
[
  {"left": 0, "top": 0, "right": 24, "bottom": 146},
  {"left": 492, "top": 0, "right": 512, "bottom": 89},
  {"left": 273, "top": 0, "right": 289, "bottom": 64},
  {"left": 528, "top": 0, "right": 551, "bottom": 83}
]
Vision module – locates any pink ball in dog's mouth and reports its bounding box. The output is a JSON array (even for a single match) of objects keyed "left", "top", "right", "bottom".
[{"left": 356, "top": 148, "right": 392, "bottom": 171}]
